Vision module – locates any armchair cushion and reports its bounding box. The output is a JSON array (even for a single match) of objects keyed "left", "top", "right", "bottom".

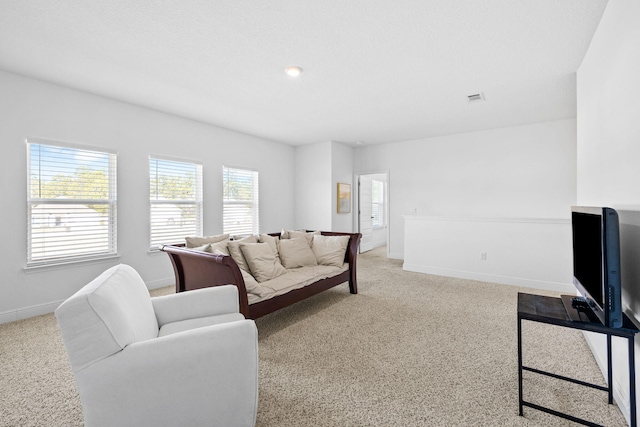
[
  {"left": 151, "top": 285, "right": 240, "bottom": 327},
  {"left": 158, "top": 312, "right": 245, "bottom": 337},
  {"left": 55, "top": 264, "right": 159, "bottom": 371}
]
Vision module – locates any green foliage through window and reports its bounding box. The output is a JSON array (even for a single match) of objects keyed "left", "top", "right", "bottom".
[{"left": 27, "top": 141, "right": 117, "bottom": 265}]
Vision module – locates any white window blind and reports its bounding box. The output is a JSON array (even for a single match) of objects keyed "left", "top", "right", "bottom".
[
  {"left": 223, "top": 166, "right": 259, "bottom": 236},
  {"left": 372, "top": 179, "right": 386, "bottom": 227},
  {"left": 27, "top": 140, "right": 117, "bottom": 266},
  {"left": 150, "top": 157, "right": 202, "bottom": 249}
]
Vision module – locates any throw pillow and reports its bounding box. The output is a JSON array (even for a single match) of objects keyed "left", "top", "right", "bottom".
[
  {"left": 227, "top": 235, "right": 257, "bottom": 272},
  {"left": 190, "top": 243, "right": 211, "bottom": 252},
  {"left": 240, "top": 269, "right": 263, "bottom": 296},
  {"left": 289, "top": 230, "right": 320, "bottom": 246},
  {"left": 312, "top": 234, "right": 350, "bottom": 267},
  {"left": 185, "top": 233, "right": 229, "bottom": 248},
  {"left": 258, "top": 234, "right": 280, "bottom": 262},
  {"left": 240, "top": 242, "right": 287, "bottom": 283},
  {"left": 210, "top": 247, "right": 263, "bottom": 295},
  {"left": 205, "top": 239, "right": 230, "bottom": 255},
  {"left": 277, "top": 237, "right": 318, "bottom": 268},
  {"left": 280, "top": 228, "right": 310, "bottom": 239}
]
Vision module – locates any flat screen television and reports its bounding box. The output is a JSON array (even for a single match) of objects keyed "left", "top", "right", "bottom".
[{"left": 565, "top": 206, "right": 623, "bottom": 328}]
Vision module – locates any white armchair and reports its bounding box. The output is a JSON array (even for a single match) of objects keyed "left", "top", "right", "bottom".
[{"left": 55, "top": 264, "right": 258, "bottom": 427}]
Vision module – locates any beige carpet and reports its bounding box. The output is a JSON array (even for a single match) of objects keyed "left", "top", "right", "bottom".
[{"left": 0, "top": 246, "right": 628, "bottom": 426}]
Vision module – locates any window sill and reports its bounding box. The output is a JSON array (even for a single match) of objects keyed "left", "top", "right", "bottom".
[{"left": 23, "top": 254, "right": 121, "bottom": 272}]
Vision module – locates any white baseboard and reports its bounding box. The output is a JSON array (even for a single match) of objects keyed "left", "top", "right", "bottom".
[
  {"left": 0, "top": 299, "right": 64, "bottom": 325},
  {"left": 0, "top": 277, "right": 175, "bottom": 325},
  {"left": 0, "top": 310, "right": 18, "bottom": 325},
  {"left": 387, "top": 251, "right": 404, "bottom": 260},
  {"left": 402, "top": 263, "right": 574, "bottom": 293}
]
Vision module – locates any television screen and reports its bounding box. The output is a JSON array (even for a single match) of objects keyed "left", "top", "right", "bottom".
[
  {"left": 569, "top": 206, "right": 623, "bottom": 328},
  {"left": 572, "top": 211, "right": 604, "bottom": 306}
]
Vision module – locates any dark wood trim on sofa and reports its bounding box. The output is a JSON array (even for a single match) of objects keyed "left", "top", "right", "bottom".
[{"left": 161, "top": 231, "right": 361, "bottom": 319}]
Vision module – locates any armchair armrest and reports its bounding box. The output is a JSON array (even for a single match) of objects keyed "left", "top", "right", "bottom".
[
  {"left": 78, "top": 319, "right": 258, "bottom": 427},
  {"left": 151, "top": 284, "right": 240, "bottom": 327}
]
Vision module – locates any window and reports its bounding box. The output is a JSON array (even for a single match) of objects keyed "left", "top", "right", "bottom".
[
  {"left": 223, "top": 166, "right": 259, "bottom": 236},
  {"left": 149, "top": 157, "right": 202, "bottom": 249},
  {"left": 372, "top": 179, "right": 386, "bottom": 227},
  {"left": 27, "top": 140, "right": 117, "bottom": 266}
]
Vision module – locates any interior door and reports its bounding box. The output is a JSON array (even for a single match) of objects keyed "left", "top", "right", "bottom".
[{"left": 358, "top": 175, "right": 374, "bottom": 253}]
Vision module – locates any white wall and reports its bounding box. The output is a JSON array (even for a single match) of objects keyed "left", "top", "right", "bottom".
[
  {"left": 294, "top": 141, "right": 332, "bottom": 230},
  {"left": 354, "top": 119, "right": 577, "bottom": 259},
  {"left": 293, "top": 140, "right": 354, "bottom": 232},
  {"left": 404, "top": 216, "right": 573, "bottom": 292},
  {"left": 0, "top": 70, "right": 295, "bottom": 323},
  {"left": 331, "top": 141, "right": 354, "bottom": 232},
  {"left": 577, "top": 1, "right": 640, "bottom": 423}
]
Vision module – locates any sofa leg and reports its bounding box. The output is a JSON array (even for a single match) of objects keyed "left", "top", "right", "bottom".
[{"left": 349, "top": 278, "right": 358, "bottom": 294}]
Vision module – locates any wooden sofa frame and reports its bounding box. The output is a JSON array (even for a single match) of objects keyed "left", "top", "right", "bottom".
[{"left": 161, "top": 231, "right": 361, "bottom": 319}]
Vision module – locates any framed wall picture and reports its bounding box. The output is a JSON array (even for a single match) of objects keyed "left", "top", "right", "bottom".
[{"left": 337, "top": 182, "right": 351, "bottom": 213}]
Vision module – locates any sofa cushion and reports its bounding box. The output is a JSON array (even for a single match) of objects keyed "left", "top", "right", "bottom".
[
  {"left": 249, "top": 264, "right": 348, "bottom": 303},
  {"left": 312, "top": 234, "right": 350, "bottom": 267},
  {"left": 278, "top": 237, "right": 318, "bottom": 268},
  {"left": 240, "top": 242, "right": 287, "bottom": 283},
  {"left": 185, "top": 233, "right": 229, "bottom": 248},
  {"left": 227, "top": 235, "right": 257, "bottom": 273}
]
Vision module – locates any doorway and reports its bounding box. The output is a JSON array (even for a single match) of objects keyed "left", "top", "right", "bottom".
[{"left": 357, "top": 172, "right": 389, "bottom": 254}]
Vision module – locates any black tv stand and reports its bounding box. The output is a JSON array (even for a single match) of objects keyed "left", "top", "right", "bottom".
[{"left": 518, "top": 292, "right": 639, "bottom": 426}]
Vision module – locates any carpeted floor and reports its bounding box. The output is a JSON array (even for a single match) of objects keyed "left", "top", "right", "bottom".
[{"left": 0, "top": 246, "right": 628, "bottom": 426}]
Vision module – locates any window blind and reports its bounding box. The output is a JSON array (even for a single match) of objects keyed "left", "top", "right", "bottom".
[
  {"left": 27, "top": 140, "right": 117, "bottom": 266},
  {"left": 150, "top": 157, "right": 202, "bottom": 249},
  {"left": 223, "top": 166, "right": 259, "bottom": 236}
]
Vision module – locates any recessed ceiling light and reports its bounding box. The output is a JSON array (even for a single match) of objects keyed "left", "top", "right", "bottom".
[{"left": 285, "top": 66, "right": 303, "bottom": 77}]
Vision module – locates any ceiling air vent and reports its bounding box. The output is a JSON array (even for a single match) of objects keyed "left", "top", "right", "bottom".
[{"left": 467, "top": 93, "right": 485, "bottom": 103}]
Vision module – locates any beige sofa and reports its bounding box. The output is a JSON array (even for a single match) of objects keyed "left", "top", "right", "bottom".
[{"left": 162, "top": 230, "right": 361, "bottom": 319}]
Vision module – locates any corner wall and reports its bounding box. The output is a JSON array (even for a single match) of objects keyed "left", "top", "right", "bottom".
[
  {"left": 331, "top": 141, "right": 354, "bottom": 233},
  {"left": 293, "top": 141, "right": 354, "bottom": 233},
  {"left": 294, "top": 142, "right": 333, "bottom": 230},
  {"left": 577, "top": 1, "right": 640, "bottom": 423}
]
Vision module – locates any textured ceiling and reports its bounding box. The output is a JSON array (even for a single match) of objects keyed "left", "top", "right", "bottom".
[{"left": 0, "top": 0, "right": 608, "bottom": 146}]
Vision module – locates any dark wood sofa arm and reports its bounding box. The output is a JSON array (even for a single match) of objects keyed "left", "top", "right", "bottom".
[{"left": 161, "top": 244, "right": 251, "bottom": 316}]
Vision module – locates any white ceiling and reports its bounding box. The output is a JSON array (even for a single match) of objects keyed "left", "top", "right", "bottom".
[{"left": 0, "top": 0, "right": 608, "bottom": 146}]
